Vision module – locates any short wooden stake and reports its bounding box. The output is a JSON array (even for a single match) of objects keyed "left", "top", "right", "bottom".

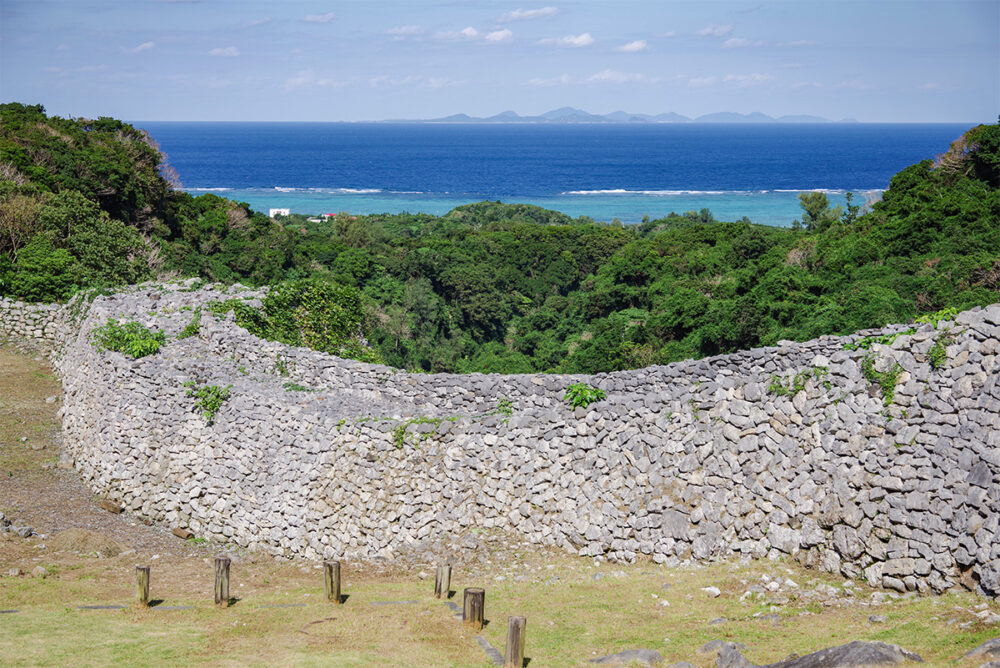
[
  {"left": 462, "top": 587, "right": 485, "bottom": 630},
  {"left": 434, "top": 564, "right": 451, "bottom": 599},
  {"left": 135, "top": 566, "right": 150, "bottom": 607},
  {"left": 324, "top": 560, "right": 341, "bottom": 604},
  {"left": 504, "top": 616, "right": 526, "bottom": 668},
  {"left": 214, "top": 557, "right": 231, "bottom": 607}
]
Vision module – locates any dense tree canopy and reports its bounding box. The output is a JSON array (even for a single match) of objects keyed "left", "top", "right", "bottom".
[{"left": 2, "top": 102, "right": 998, "bottom": 373}]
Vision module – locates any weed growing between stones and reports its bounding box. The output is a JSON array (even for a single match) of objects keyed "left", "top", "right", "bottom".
[
  {"left": 842, "top": 328, "right": 916, "bottom": 351},
  {"left": 767, "top": 366, "right": 830, "bottom": 396},
  {"left": 91, "top": 319, "right": 165, "bottom": 359},
  {"left": 915, "top": 306, "right": 959, "bottom": 329},
  {"left": 563, "top": 383, "right": 606, "bottom": 409},
  {"left": 183, "top": 381, "right": 231, "bottom": 424},
  {"left": 282, "top": 381, "right": 315, "bottom": 392},
  {"left": 496, "top": 396, "right": 514, "bottom": 416},
  {"left": 860, "top": 352, "right": 904, "bottom": 407},
  {"left": 928, "top": 331, "right": 956, "bottom": 370},
  {"left": 176, "top": 307, "right": 202, "bottom": 339},
  {"left": 274, "top": 354, "right": 292, "bottom": 377}
]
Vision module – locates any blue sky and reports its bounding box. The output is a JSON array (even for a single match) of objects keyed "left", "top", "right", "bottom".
[{"left": 1, "top": 0, "right": 996, "bottom": 122}]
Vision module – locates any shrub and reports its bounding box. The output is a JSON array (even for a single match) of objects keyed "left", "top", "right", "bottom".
[
  {"left": 184, "top": 382, "right": 231, "bottom": 424},
  {"left": 92, "top": 319, "right": 165, "bottom": 358},
  {"left": 563, "top": 382, "right": 606, "bottom": 409}
]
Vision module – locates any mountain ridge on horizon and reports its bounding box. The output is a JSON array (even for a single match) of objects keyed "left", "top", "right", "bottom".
[{"left": 383, "top": 107, "right": 859, "bottom": 124}]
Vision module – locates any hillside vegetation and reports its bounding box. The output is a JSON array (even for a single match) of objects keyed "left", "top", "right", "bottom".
[{"left": 1, "top": 102, "right": 998, "bottom": 373}]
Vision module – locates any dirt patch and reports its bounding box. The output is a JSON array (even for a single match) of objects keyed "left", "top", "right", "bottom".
[{"left": 47, "top": 528, "right": 125, "bottom": 558}]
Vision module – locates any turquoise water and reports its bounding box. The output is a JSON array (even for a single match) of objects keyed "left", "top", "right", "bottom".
[{"left": 195, "top": 186, "right": 869, "bottom": 226}]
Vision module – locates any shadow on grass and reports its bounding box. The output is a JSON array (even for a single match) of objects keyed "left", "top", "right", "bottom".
[{"left": 147, "top": 599, "right": 165, "bottom": 607}]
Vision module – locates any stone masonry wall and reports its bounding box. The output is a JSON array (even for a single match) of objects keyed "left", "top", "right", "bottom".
[{"left": 4, "top": 281, "right": 999, "bottom": 595}]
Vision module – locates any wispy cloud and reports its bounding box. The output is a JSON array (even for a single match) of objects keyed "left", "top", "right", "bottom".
[
  {"left": 617, "top": 40, "right": 647, "bottom": 53},
  {"left": 303, "top": 12, "right": 336, "bottom": 23},
  {"left": 388, "top": 25, "right": 424, "bottom": 36},
  {"left": 209, "top": 46, "right": 240, "bottom": 57},
  {"left": 124, "top": 41, "right": 155, "bottom": 54},
  {"left": 723, "top": 37, "right": 764, "bottom": 48},
  {"left": 435, "top": 26, "right": 478, "bottom": 40},
  {"left": 244, "top": 18, "right": 271, "bottom": 28},
  {"left": 435, "top": 27, "right": 513, "bottom": 43},
  {"left": 369, "top": 74, "right": 460, "bottom": 89},
  {"left": 724, "top": 72, "right": 773, "bottom": 86},
  {"left": 485, "top": 29, "right": 513, "bottom": 43},
  {"left": 696, "top": 24, "right": 733, "bottom": 37},
  {"left": 538, "top": 33, "right": 594, "bottom": 47},
  {"left": 525, "top": 73, "right": 573, "bottom": 87},
  {"left": 919, "top": 81, "right": 941, "bottom": 90},
  {"left": 688, "top": 76, "right": 718, "bottom": 87},
  {"left": 835, "top": 79, "right": 875, "bottom": 90},
  {"left": 284, "top": 69, "right": 351, "bottom": 91},
  {"left": 587, "top": 69, "right": 644, "bottom": 83},
  {"left": 499, "top": 7, "right": 558, "bottom": 22},
  {"left": 661, "top": 31, "right": 678, "bottom": 38},
  {"left": 46, "top": 64, "right": 109, "bottom": 78},
  {"left": 776, "top": 40, "right": 817, "bottom": 47}
]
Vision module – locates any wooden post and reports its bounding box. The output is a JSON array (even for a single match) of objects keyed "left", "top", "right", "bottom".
[
  {"left": 462, "top": 587, "right": 485, "bottom": 630},
  {"left": 504, "top": 616, "right": 526, "bottom": 668},
  {"left": 324, "top": 560, "right": 341, "bottom": 604},
  {"left": 214, "top": 556, "right": 231, "bottom": 607},
  {"left": 135, "top": 566, "right": 150, "bottom": 607},
  {"left": 434, "top": 564, "right": 451, "bottom": 599}
]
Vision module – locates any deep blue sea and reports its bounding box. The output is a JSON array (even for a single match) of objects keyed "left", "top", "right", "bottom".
[{"left": 137, "top": 122, "right": 971, "bottom": 226}]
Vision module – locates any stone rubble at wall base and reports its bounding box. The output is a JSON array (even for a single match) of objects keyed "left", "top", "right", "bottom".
[{"left": 2, "top": 281, "right": 998, "bottom": 596}]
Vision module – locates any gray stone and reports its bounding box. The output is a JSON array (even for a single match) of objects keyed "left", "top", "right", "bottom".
[
  {"left": 763, "top": 641, "right": 922, "bottom": 667},
  {"left": 964, "top": 638, "right": 1000, "bottom": 661},
  {"left": 589, "top": 649, "right": 664, "bottom": 666}
]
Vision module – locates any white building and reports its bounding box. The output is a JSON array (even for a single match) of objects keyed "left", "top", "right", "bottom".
[{"left": 269, "top": 208, "right": 291, "bottom": 218}]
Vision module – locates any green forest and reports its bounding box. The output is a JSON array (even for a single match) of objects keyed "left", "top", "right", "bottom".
[{"left": 1, "top": 102, "right": 998, "bottom": 374}]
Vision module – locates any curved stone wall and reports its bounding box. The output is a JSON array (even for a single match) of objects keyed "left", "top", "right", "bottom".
[{"left": 4, "top": 283, "right": 999, "bottom": 595}]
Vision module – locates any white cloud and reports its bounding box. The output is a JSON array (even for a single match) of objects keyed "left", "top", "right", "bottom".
[
  {"left": 434, "top": 26, "right": 513, "bottom": 44},
  {"left": 688, "top": 76, "right": 718, "bottom": 87},
  {"left": 388, "top": 25, "right": 424, "bottom": 36},
  {"left": 525, "top": 73, "right": 574, "bottom": 87},
  {"left": 723, "top": 37, "right": 764, "bottom": 48},
  {"left": 538, "top": 32, "right": 594, "bottom": 47},
  {"left": 284, "top": 69, "right": 350, "bottom": 91},
  {"left": 485, "top": 29, "right": 513, "bottom": 43},
  {"left": 776, "top": 40, "right": 816, "bottom": 47},
  {"left": 209, "top": 46, "right": 240, "bottom": 57},
  {"left": 587, "top": 69, "right": 644, "bottom": 83},
  {"left": 304, "top": 12, "right": 336, "bottom": 23},
  {"left": 245, "top": 18, "right": 271, "bottom": 27},
  {"left": 434, "top": 26, "right": 479, "bottom": 41},
  {"left": 696, "top": 24, "right": 733, "bottom": 37},
  {"left": 661, "top": 31, "right": 678, "bottom": 38},
  {"left": 617, "top": 40, "right": 647, "bottom": 53},
  {"left": 125, "top": 41, "right": 155, "bottom": 54},
  {"left": 919, "top": 81, "right": 941, "bottom": 90},
  {"left": 499, "top": 7, "right": 558, "bottom": 22},
  {"left": 724, "top": 72, "right": 773, "bottom": 86}
]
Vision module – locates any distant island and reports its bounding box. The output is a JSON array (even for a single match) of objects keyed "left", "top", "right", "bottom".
[{"left": 384, "top": 107, "right": 859, "bottom": 124}]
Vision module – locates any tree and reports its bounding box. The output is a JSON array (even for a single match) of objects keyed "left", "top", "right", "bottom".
[{"left": 795, "top": 192, "right": 841, "bottom": 231}]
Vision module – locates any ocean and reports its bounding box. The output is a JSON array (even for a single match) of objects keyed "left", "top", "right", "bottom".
[{"left": 136, "top": 122, "right": 972, "bottom": 226}]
